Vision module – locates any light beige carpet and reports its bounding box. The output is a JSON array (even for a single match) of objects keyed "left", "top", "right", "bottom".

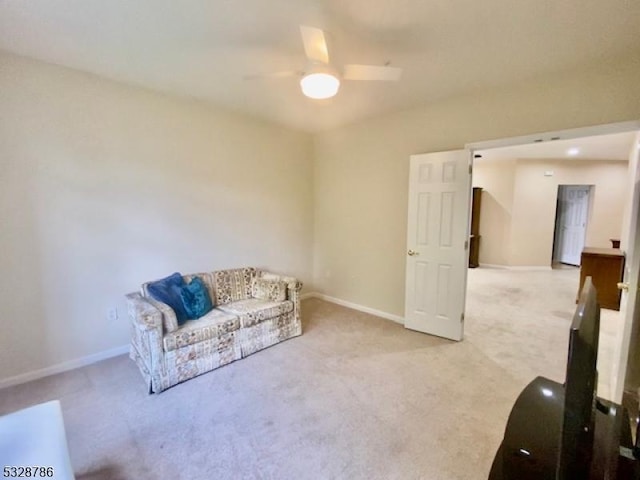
[
  {"left": 0, "top": 267, "right": 609, "bottom": 480},
  {"left": 465, "top": 266, "right": 620, "bottom": 399}
]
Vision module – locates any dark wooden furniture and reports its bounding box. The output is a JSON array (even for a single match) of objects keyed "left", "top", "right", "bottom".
[
  {"left": 578, "top": 248, "right": 625, "bottom": 310},
  {"left": 469, "top": 187, "right": 482, "bottom": 268}
]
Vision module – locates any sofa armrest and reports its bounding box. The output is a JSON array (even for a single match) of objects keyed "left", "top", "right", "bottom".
[
  {"left": 285, "top": 279, "right": 303, "bottom": 304},
  {"left": 126, "top": 292, "right": 163, "bottom": 331},
  {"left": 144, "top": 297, "right": 179, "bottom": 333},
  {"left": 259, "top": 273, "right": 303, "bottom": 334},
  {"left": 256, "top": 271, "right": 303, "bottom": 300},
  {"left": 283, "top": 278, "right": 303, "bottom": 293},
  {"left": 125, "top": 293, "right": 165, "bottom": 386}
]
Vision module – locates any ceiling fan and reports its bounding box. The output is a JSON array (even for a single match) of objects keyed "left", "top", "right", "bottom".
[{"left": 246, "top": 26, "right": 403, "bottom": 99}]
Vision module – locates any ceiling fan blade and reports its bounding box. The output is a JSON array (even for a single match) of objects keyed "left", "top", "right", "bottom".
[
  {"left": 343, "top": 64, "right": 402, "bottom": 81},
  {"left": 300, "top": 25, "right": 329, "bottom": 64},
  {"left": 243, "top": 70, "right": 300, "bottom": 80}
]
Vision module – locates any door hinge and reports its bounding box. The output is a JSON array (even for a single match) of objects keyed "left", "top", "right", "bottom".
[
  {"left": 469, "top": 164, "right": 472, "bottom": 175},
  {"left": 461, "top": 313, "right": 465, "bottom": 323},
  {"left": 464, "top": 240, "right": 469, "bottom": 250}
]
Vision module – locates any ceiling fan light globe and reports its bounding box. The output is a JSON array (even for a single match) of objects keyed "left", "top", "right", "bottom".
[{"left": 300, "top": 73, "right": 340, "bottom": 99}]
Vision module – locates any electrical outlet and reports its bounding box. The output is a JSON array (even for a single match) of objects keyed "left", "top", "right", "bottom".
[{"left": 108, "top": 308, "right": 118, "bottom": 322}]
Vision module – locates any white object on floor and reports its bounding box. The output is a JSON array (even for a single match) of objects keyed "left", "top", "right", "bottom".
[{"left": 0, "top": 400, "right": 75, "bottom": 479}]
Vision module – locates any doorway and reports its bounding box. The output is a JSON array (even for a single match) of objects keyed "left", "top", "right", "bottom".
[
  {"left": 552, "top": 185, "right": 591, "bottom": 266},
  {"left": 465, "top": 126, "right": 639, "bottom": 401},
  {"left": 404, "top": 121, "right": 639, "bottom": 401}
]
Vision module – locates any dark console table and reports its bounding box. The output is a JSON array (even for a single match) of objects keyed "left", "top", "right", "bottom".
[{"left": 578, "top": 248, "right": 625, "bottom": 310}]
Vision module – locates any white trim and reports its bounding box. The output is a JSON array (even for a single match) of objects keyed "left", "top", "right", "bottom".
[
  {"left": 465, "top": 120, "right": 640, "bottom": 151},
  {"left": 0, "top": 345, "right": 129, "bottom": 390},
  {"left": 300, "top": 292, "right": 315, "bottom": 301},
  {"left": 506, "top": 266, "right": 553, "bottom": 271},
  {"left": 478, "top": 263, "right": 553, "bottom": 271},
  {"left": 302, "top": 292, "right": 404, "bottom": 324}
]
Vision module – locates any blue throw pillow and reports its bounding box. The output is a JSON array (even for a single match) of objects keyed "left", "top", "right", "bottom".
[
  {"left": 147, "top": 272, "right": 189, "bottom": 325},
  {"left": 180, "top": 277, "right": 214, "bottom": 320}
]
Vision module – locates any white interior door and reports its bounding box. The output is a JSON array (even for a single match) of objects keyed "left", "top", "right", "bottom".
[
  {"left": 404, "top": 150, "right": 472, "bottom": 341},
  {"left": 555, "top": 185, "right": 590, "bottom": 266},
  {"left": 612, "top": 133, "right": 640, "bottom": 402}
]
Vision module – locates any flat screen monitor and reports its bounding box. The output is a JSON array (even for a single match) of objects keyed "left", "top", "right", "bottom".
[{"left": 557, "top": 276, "right": 600, "bottom": 479}]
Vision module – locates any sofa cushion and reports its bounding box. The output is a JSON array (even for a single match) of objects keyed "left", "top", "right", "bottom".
[
  {"left": 163, "top": 308, "right": 240, "bottom": 352},
  {"left": 180, "top": 277, "right": 214, "bottom": 320},
  {"left": 252, "top": 278, "right": 287, "bottom": 302},
  {"left": 218, "top": 298, "right": 294, "bottom": 328},
  {"left": 147, "top": 272, "right": 189, "bottom": 326},
  {"left": 213, "top": 268, "right": 256, "bottom": 305}
]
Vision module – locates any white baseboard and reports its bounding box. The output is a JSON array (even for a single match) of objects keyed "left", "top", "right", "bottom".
[
  {"left": 0, "top": 344, "right": 130, "bottom": 390},
  {"left": 303, "top": 292, "right": 404, "bottom": 325},
  {"left": 505, "top": 266, "right": 553, "bottom": 271},
  {"left": 1, "top": 294, "right": 401, "bottom": 389},
  {"left": 478, "top": 263, "right": 552, "bottom": 271},
  {"left": 478, "top": 263, "right": 509, "bottom": 269}
]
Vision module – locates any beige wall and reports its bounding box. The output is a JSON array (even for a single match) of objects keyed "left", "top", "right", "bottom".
[
  {"left": 3, "top": 50, "right": 640, "bottom": 385},
  {"left": 314, "top": 56, "right": 640, "bottom": 317},
  {"left": 471, "top": 160, "right": 516, "bottom": 265},
  {"left": 474, "top": 159, "right": 629, "bottom": 267},
  {"left": 0, "top": 52, "right": 314, "bottom": 383}
]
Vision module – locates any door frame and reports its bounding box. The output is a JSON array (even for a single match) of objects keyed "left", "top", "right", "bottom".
[
  {"left": 465, "top": 120, "right": 640, "bottom": 152},
  {"left": 465, "top": 119, "right": 640, "bottom": 404},
  {"left": 553, "top": 184, "right": 591, "bottom": 266}
]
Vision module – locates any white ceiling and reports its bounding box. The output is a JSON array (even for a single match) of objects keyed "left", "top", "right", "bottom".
[
  {"left": 476, "top": 131, "right": 638, "bottom": 162},
  {"left": 1, "top": 0, "right": 639, "bottom": 132}
]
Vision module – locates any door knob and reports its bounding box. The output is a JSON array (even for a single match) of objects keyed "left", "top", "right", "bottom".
[
  {"left": 408, "top": 250, "right": 419, "bottom": 256},
  {"left": 617, "top": 282, "right": 629, "bottom": 292}
]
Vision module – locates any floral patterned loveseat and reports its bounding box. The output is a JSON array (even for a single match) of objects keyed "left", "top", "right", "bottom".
[{"left": 125, "top": 267, "right": 302, "bottom": 393}]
